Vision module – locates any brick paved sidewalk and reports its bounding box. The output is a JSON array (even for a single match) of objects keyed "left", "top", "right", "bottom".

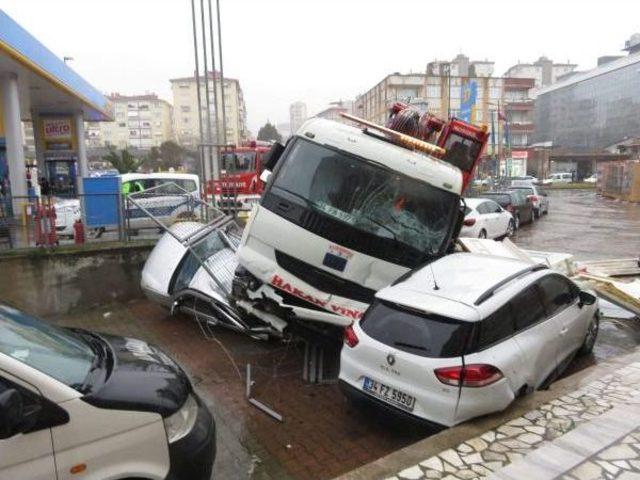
[{"left": 385, "top": 362, "right": 640, "bottom": 480}]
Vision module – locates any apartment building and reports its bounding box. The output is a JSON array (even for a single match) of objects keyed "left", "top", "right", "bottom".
[
  {"left": 356, "top": 55, "right": 507, "bottom": 156},
  {"left": 503, "top": 57, "right": 577, "bottom": 93},
  {"left": 315, "top": 100, "right": 353, "bottom": 123},
  {"left": 170, "top": 72, "right": 249, "bottom": 148},
  {"left": 289, "top": 101, "right": 307, "bottom": 135},
  {"left": 88, "top": 93, "right": 174, "bottom": 150}
]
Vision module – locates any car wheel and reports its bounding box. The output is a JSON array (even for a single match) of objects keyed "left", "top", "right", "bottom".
[
  {"left": 506, "top": 219, "right": 515, "bottom": 237},
  {"left": 514, "top": 215, "right": 520, "bottom": 230},
  {"left": 579, "top": 313, "right": 600, "bottom": 355},
  {"left": 478, "top": 229, "right": 487, "bottom": 239}
]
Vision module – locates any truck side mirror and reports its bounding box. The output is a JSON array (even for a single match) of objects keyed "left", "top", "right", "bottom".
[
  {"left": 0, "top": 389, "right": 24, "bottom": 439},
  {"left": 259, "top": 170, "right": 272, "bottom": 184},
  {"left": 262, "top": 142, "right": 285, "bottom": 171}
]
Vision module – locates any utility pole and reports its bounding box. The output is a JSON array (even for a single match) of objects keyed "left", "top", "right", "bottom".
[
  {"left": 215, "top": 0, "right": 228, "bottom": 146},
  {"left": 190, "top": 0, "right": 206, "bottom": 181},
  {"left": 207, "top": 0, "right": 220, "bottom": 179},
  {"left": 199, "top": 0, "right": 214, "bottom": 182}
]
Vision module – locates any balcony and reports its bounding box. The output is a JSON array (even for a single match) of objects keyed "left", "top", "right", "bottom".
[
  {"left": 508, "top": 122, "right": 535, "bottom": 133},
  {"left": 504, "top": 77, "right": 535, "bottom": 89},
  {"left": 505, "top": 101, "right": 534, "bottom": 111}
]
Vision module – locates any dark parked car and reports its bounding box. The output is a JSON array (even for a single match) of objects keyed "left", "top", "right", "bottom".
[{"left": 481, "top": 191, "right": 534, "bottom": 229}]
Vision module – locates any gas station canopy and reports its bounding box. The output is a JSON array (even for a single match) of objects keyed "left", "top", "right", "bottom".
[{"left": 0, "top": 9, "right": 111, "bottom": 122}]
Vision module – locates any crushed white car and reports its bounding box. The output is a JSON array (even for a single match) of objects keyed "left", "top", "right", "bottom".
[{"left": 339, "top": 252, "right": 600, "bottom": 427}]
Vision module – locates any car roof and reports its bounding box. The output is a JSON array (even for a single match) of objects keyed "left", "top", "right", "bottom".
[
  {"left": 121, "top": 172, "right": 199, "bottom": 182},
  {"left": 464, "top": 197, "right": 497, "bottom": 208},
  {"left": 376, "top": 253, "right": 546, "bottom": 322}
]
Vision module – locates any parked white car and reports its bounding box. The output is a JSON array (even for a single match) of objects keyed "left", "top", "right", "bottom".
[
  {"left": 584, "top": 174, "right": 597, "bottom": 184},
  {"left": 339, "top": 253, "right": 599, "bottom": 427},
  {"left": 0, "top": 303, "right": 216, "bottom": 479},
  {"left": 460, "top": 198, "right": 515, "bottom": 239},
  {"left": 547, "top": 172, "right": 573, "bottom": 184}
]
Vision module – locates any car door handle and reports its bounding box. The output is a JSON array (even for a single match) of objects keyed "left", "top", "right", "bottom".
[{"left": 560, "top": 327, "right": 569, "bottom": 335}]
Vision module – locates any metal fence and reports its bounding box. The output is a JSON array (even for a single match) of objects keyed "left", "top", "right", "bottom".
[{"left": 0, "top": 182, "right": 237, "bottom": 251}]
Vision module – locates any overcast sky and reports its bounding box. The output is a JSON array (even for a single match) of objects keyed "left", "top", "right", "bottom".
[{"left": 2, "top": 0, "right": 638, "bottom": 135}]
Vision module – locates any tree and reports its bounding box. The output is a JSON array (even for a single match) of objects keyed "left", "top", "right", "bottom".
[
  {"left": 103, "top": 148, "right": 141, "bottom": 173},
  {"left": 142, "top": 141, "right": 192, "bottom": 172},
  {"left": 257, "top": 122, "right": 282, "bottom": 143}
]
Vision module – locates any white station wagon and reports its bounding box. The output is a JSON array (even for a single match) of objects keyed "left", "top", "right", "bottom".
[{"left": 339, "top": 253, "right": 599, "bottom": 427}]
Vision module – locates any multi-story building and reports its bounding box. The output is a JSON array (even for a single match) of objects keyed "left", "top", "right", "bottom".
[
  {"left": 170, "top": 71, "right": 249, "bottom": 148},
  {"left": 315, "top": 100, "right": 353, "bottom": 123},
  {"left": 90, "top": 93, "right": 174, "bottom": 150},
  {"left": 530, "top": 34, "right": 640, "bottom": 179},
  {"left": 357, "top": 55, "right": 508, "bottom": 159},
  {"left": 289, "top": 101, "right": 307, "bottom": 135},
  {"left": 503, "top": 57, "right": 577, "bottom": 94}
]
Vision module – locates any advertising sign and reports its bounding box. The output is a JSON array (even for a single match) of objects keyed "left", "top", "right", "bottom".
[
  {"left": 42, "top": 117, "right": 75, "bottom": 151},
  {"left": 460, "top": 80, "right": 477, "bottom": 122}
]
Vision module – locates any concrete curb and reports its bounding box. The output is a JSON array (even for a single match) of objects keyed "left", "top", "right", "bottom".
[
  {"left": 334, "top": 348, "right": 640, "bottom": 480},
  {"left": 0, "top": 241, "right": 154, "bottom": 261}
]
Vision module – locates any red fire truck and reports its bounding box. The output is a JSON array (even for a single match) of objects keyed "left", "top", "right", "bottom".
[{"left": 208, "top": 140, "right": 272, "bottom": 210}]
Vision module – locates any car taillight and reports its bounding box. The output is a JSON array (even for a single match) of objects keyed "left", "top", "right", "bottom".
[
  {"left": 528, "top": 195, "right": 538, "bottom": 202},
  {"left": 344, "top": 324, "right": 359, "bottom": 348},
  {"left": 434, "top": 364, "right": 503, "bottom": 387},
  {"left": 463, "top": 218, "right": 476, "bottom": 227},
  {"left": 506, "top": 205, "right": 514, "bottom": 213}
]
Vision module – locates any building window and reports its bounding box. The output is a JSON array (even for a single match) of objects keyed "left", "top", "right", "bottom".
[{"left": 180, "top": 105, "right": 191, "bottom": 112}]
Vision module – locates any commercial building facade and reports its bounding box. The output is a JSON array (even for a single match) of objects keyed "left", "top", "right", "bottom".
[
  {"left": 0, "top": 9, "right": 110, "bottom": 203},
  {"left": 89, "top": 93, "right": 174, "bottom": 150},
  {"left": 534, "top": 49, "right": 640, "bottom": 152},
  {"left": 170, "top": 72, "right": 248, "bottom": 148}
]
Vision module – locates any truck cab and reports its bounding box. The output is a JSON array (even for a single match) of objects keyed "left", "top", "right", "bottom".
[
  {"left": 210, "top": 141, "right": 272, "bottom": 210},
  {"left": 233, "top": 118, "right": 465, "bottom": 330}
]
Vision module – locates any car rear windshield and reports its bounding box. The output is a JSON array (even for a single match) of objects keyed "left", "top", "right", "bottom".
[
  {"left": 482, "top": 193, "right": 511, "bottom": 207},
  {"left": 360, "top": 301, "right": 470, "bottom": 358}
]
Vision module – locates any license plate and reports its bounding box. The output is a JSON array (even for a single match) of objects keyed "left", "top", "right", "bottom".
[{"left": 362, "top": 377, "right": 415, "bottom": 412}]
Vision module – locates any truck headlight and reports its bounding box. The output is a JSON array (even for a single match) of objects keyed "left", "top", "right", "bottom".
[{"left": 163, "top": 394, "right": 198, "bottom": 443}]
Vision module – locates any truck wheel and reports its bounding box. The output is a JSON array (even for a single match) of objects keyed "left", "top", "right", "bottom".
[{"left": 506, "top": 219, "right": 515, "bottom": 237}]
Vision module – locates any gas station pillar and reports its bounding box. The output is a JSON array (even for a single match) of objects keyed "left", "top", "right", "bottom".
[
  {"left": 1, "top": 73, "right": 27, "bottom": 202},
  {"left": 74, "top": 111, "right": 87, "bottom": 195}
]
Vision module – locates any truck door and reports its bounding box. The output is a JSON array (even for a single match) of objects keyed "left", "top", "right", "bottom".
[{"left": 0, "top": 374, "right": 57, "bottom": 480}]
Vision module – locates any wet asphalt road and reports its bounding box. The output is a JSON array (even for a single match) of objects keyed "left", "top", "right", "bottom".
[
  {"left": 507, "top": 188, "right": 640, "bottom": 376},
  {"left": 510, "top": 189, "right": 640, "bottom": 260}
]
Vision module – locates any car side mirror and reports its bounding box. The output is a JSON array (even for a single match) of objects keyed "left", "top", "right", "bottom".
[
  {"left": 259, "top": 170, "right": 272, "bottom": 184},
  {"left": 495, "top": 207, "right": 502, "bottom": 213},
  {"left": 579, "top": 291, "right": 597, "bottom": 308},
  {"left": 0, "top": 389, "right": 24, "bottom": 439}
]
